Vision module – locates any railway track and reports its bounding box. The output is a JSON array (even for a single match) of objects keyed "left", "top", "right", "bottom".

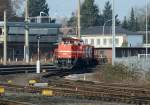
[
  {"left": 0, "top": 99, "right": 35, "bottom": 105},
  {"left": 1, "top": 78, "right": 150, "bottom": 104},
  {"left": 0, "top": 64, "right": 58, "bottom": 75},
  {"left": 1, "top": 65, "right": 150, "bottom": 104},
  {"left": 47, "top": 78, "right": 150, "bottom": 104}
]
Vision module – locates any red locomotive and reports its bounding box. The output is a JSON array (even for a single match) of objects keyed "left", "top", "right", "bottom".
[{"left": 54, "top": 37, "right": 98, "bottom": 69}]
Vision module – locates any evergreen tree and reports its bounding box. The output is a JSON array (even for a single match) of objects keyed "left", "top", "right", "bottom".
[
  {"left": 128, "top": 8, "right": 136, "bottom": 31},
  {"left": 80, "top": 0, "right": 100, "bottom": 27},
  {"left": 103, "top": 1, "right": 112, "bottom": 26},
  {"left": 67, "top": 12, "right": 77, "bottom": 27},
  {"left": 29, "top": 0, "right": 49, "bottom": 17},
  {"left": 115, "top": 15, "right": 120, "bottom": 25},
  {"left": 97, "top": 14, "right": 104, "bottom": 26},
  {"left": 103, "top": 1, "right": 120, "bottom": 26},
  {"left": 148, "top": 17, "right": 150, "bottom": 30},
  {"left": 135, "top": 17, "right": 140, "bottom": 31},
  {"left": 122, "top": 16, "right": 128, "bottom": 29}
]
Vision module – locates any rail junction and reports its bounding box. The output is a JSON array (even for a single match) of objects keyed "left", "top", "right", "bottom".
[
  {"left": 0, "top": 64, "right": 149, "bottom": 105},
  {"left": 0, "top": 75, "right": 150, "bottom": 105}
]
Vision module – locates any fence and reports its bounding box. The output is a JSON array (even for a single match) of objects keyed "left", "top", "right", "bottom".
[{"left": 115, "top": 56, "right": 150, "bottom": 71}]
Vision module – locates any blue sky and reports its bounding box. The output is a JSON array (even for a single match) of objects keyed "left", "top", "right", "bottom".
[{"left": 47, "top": 0, "right": 146, "bottom": 20}]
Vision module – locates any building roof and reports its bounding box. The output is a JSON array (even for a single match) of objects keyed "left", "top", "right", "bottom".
[
  {"left": 65, "top": 26, "right": 142, "bottom": 36},
  {"left": 81, "top": 26, "right": 142, "bottom": 35},
  {"left": 0, "top": 22, "right": 61, "bottom": 28},
  {"left": 0, "top": 22, "right": 61, "bottom": 35}
]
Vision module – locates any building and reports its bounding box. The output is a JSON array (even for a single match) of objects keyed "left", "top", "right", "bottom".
[
  {"left": 64, "top": 26, "right": 143, "bottom": 48},
  {"left": 61, "top": 26, "right": 144, "bottom": 63},
  {"left": 0, "top": 22, "right": 61, "bottom": 61},
  {"left": 79, "top": 26, "right": 143, "bottom": 48}
]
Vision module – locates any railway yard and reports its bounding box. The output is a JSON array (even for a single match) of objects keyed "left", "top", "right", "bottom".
[{"left": 0, "top": 65, "right": 150, "bottom": 105}]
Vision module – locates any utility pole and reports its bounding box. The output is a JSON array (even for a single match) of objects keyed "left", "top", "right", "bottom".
[
  {"left": 146, "top": 0, "right": 148, "bottom": 60},
  {"left": 78, "top": 0, "right": 81, "bottom": 38},
  {"left": 112, "top": 0, "right": 116, "bottom": 65},
  {"left": 3, "top": 10, "right": 7, "bottom": 65},
  {"left": 25, "top": 0, "right": 29, "bottom": 63}
]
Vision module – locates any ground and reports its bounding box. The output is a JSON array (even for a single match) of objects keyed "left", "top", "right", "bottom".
[
  {"left": 0, "top": 73, "right": 44, "bottom": 85},
  {"left": 0, "top": 73, "right": 134, "bottom": 105}
]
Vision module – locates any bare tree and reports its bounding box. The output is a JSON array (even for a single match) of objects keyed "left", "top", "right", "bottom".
[
  {"left": 11, "top": 0, "right": 24, "bottom": 16},
  {"left": 0, "top": 0, "right": 15, "bottom": 20}
]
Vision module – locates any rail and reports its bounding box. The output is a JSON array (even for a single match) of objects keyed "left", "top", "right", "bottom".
[
  {"left": 0, "top": 64, "right": 57, "bottom": 75},
  {"left": 1, "top": 78, "right": 150, "bottom": 104},
  {"left": 0, "top": 99, "right": 36, "bottom": 105}
]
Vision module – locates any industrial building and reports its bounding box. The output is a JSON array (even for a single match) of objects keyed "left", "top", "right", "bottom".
[{"left": 0, "top": 22, "right": 61, "bottom": 61}]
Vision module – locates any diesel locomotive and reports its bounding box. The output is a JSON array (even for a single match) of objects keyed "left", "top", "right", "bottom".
[{"left": 54, "top": 37, "right": 98, "bottom": 69}]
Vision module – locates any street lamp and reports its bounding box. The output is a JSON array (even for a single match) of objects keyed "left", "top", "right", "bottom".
[
  {"left": 146, "top": 0, "right": 148, "bottom": 60},
  {"left": 103, "top": 19, "right": 112, "bottom": 36},
  {"left": 37, "top": 11, "right": 50, "bottom": 23},
  {"left": 36, "top": 35, "right": 41, "bottom": 74}
]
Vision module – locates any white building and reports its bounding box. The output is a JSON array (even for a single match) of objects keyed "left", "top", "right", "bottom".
[
  {"left": 70, "top": 26, "right": 143, "bottom": 48},
  {"left": 82, "top": 35, "right": 124, "bottom": 48}
]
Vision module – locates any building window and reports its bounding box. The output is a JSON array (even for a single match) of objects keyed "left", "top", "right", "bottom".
[
  {"left": 109, "top": 38, "right": 112, "bottom": 45},
  {"left": 103, "top": 39, "right": 107, "bottom": 45},
  {"left": 115, "top": 38, "right": 119, "bottom": 45},
  {"left": 97, "top": 39, "right": 100, "bottom": 45},
  {"left": 91, "top": 39, "right": 94, "bottom": 45},
  {"left": 85, "top": 39, "right": 88, "bottom": 44}
]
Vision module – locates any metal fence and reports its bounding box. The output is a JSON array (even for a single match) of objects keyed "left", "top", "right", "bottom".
[{"left": 115, "top": 56, "right": 150, "bottom": 71}]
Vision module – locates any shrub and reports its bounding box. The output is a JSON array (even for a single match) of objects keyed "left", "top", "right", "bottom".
[{"left": 93, "top": 64, "right": 138, "bottom": 83}]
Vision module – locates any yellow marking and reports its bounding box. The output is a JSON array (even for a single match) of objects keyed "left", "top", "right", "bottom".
[
  {"left": 28, "top": 80, "right": 37, "bottom": 85},
  {"left": 42, "top": 89, "right": 53, "bottom": 96},
  {"left": 0, "top": 86, "right": 5, "bottom": 94},
  {"left": 7, "top": 80, "right": 12, "bottom": 84}
]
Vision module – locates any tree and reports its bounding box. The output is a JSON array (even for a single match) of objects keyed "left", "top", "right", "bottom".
[
  {"left": 148, "top": 17, "right": 150, "bottom": 30},
  {"left": 115, "top": 15, "right": 120, "bottom": 25},
  {"left": 29, "top": 0, "right": 49, "bottom": 17},
  {"left": 97, "top": 13, "right": 104, "bottom": 26},
  {"left": 122, "top": 16, "right": 128, "bottom": 29},
  {"left": 67, "top": 0, "right": 121, "bottom": 28},
  {"left": 67, "top": 12, "right": 77, "bottom": 27},
  {"left": 11, "top": 0, "right": 23, "bottom": 12},
  {"left": 103, "top": 1, "right": 120, "bottom": 26},
  {"left": 128, "top": 8, "right": 136, "bottom": 31},
  {"left": 80, "top": 0, "right": 100, "bottom": 27},
  {"left": 135, "top": 17, "right": 140, "bottom": 31},
  {"left": 0, "top": 0, "right": 15, "bottom": 20},
  {"left": 103, "top": 1, "right": 112, "bottom": 26}
]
